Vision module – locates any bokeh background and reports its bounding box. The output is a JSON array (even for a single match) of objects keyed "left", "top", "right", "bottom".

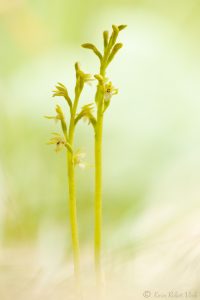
[{"left": 1, "top": 0, "right": 200, "bottom": 299}]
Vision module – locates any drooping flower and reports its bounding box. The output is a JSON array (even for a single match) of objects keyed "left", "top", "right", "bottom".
[
  {"left": 81, "top": 104, "right": 95, "bottom": 123},
  {"left": 45, "top": 105, "right": 65, "bottom": 123},
  {"left": 82, "top": 104, "right": 94, "bottom": 123},
  {"left": 47, "top": 133, "right": 66, "bottom": 152},
  {"left": 75, "top": 103, "right": 96, "bottom": 127},
  {"left": 73, "top": 150, "right": 87, "bottom": 169},
  {"left": 78, "top": 70, "right": 94, "bottom": 86},
  {"left": 104, "top": 82, "right": 118, "bottom": 102},
  {"left": 52, "top": 83, "right": 72, "bottom": 107}
]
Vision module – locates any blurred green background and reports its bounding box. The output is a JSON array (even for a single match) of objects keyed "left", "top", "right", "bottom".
[{"left": 1, "top": 0, "right": 200, "bottom": 288}]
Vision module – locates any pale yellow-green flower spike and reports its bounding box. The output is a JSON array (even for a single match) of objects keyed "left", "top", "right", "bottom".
[
  {"left": 81, "top": 23, "right": 127, "bottom": 114},
  {"left": 81, "top": 24, "right": 127, "bottom": 286},
  {"left": 46, "top": 58, "right": 95, "bottom": 289},
  {"left": 46, "top": 48, "right": 98, "bottom": 288}
]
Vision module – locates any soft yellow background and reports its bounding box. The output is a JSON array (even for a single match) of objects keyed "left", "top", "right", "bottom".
[{"left": 0, "top": 0, "right": 200, "bottom": 299}]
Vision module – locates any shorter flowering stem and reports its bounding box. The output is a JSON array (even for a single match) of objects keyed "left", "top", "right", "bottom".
[
  {"left": 47, "top": 61, "right": 98, "bottom": 300},
  {"left": 67, "top": 91, "right": 81, "bottom": 282}
]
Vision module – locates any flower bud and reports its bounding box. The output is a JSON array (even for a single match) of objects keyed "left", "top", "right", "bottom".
[
  {"left": 118, "top": 24, "right": 127, "bottom": 31},
  {"left": 103, "top": 31, "right": 109, "bottom": 49},
  {"left": 110, "top": 25, "right": 119, "bottom": 46},
  {"left": 107, "top": 43, "right": 123, "bottom": 65},
  {"left": 82, "top": 43, "right": 102, "bottom": 60}
]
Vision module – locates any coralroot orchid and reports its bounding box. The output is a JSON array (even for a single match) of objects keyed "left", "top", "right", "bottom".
[
  {"left": 45, "top": 24, "right": 126, "bottom": 291},
  {"left": 82, "top": 24, "right": 126, "bottom": 284},
  {"left": 45, "top": 62, "right": 94, "bottom": 285}
]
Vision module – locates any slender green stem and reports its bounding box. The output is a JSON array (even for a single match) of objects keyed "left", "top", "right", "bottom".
[
  {"left": 94, "top": 64, "right": 106, "bottom": 283},
  {"left": 94, "top": 109, "right": 103, "bottom": 279},
  {"left": 67, "top": 148, "right": 80, "bottom": 279},
  {"left": 67, "top": 92, "right": 81, "bottom": 282}
]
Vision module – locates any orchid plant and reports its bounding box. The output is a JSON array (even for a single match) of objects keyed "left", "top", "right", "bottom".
[
  {"left": 82, "top": 24, "right": 127, "bottom": 284},
  {"left": 45, "top": 63, "right": 93, "bottom": 283},
  {"left": 45, "top": 24, "right": 126, "bottom": 286}
]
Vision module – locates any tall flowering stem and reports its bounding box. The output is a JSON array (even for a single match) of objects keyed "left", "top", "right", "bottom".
[
  {"left": 82, "top": 24, "right": 127, "bottom": 283},
  {"left": 46, "top": 63, "right": 94, "bottom": 284},
  {"left": 46, "top": 25, "right": 126, "bottom": 289}
]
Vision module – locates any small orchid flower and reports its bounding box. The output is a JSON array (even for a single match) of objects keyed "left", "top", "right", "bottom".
[
  {"left": 104, "top": 81, "right": 118, "bottom": 102},
  {"left": 78, "top": 70, "right": 94, "bottom": 86},
  {"left": 82, "top": 104, "right": 94, "bottom": 123},
  {"left": 45, "top": 105, "right": 67, "bottom": 136},
  {"left": 74, "top": 103, "right": 96, "bottom": 127},
  {"left": 47, "top": 133, "right": 66, "bottom": 152},
  {"left": 73, "top": 150, "right": 87, "bottom": 169},
  {"left": 45, "top": 105, "right": 65, "bottom": 123},
  {"left": 81, "top": 104, "right": 94, "bottom": 123},
  {"left": 52, "top": 83, "right": 72, "bottom": 108},
  {"left": 75, "top": 62, "right": 94, "bottom": 90}
]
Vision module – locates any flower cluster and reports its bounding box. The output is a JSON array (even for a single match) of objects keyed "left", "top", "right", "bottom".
[{"left": 47, "top": 133, "right": 66, "bottom": 152}]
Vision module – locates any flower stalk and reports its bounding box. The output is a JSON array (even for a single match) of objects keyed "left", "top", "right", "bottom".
[
  {"left": 82, "top": 24, "right": 127, "bottom": 284},
  {"left": 46, "top": 62, "right": 93, "bottom": 284}
]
